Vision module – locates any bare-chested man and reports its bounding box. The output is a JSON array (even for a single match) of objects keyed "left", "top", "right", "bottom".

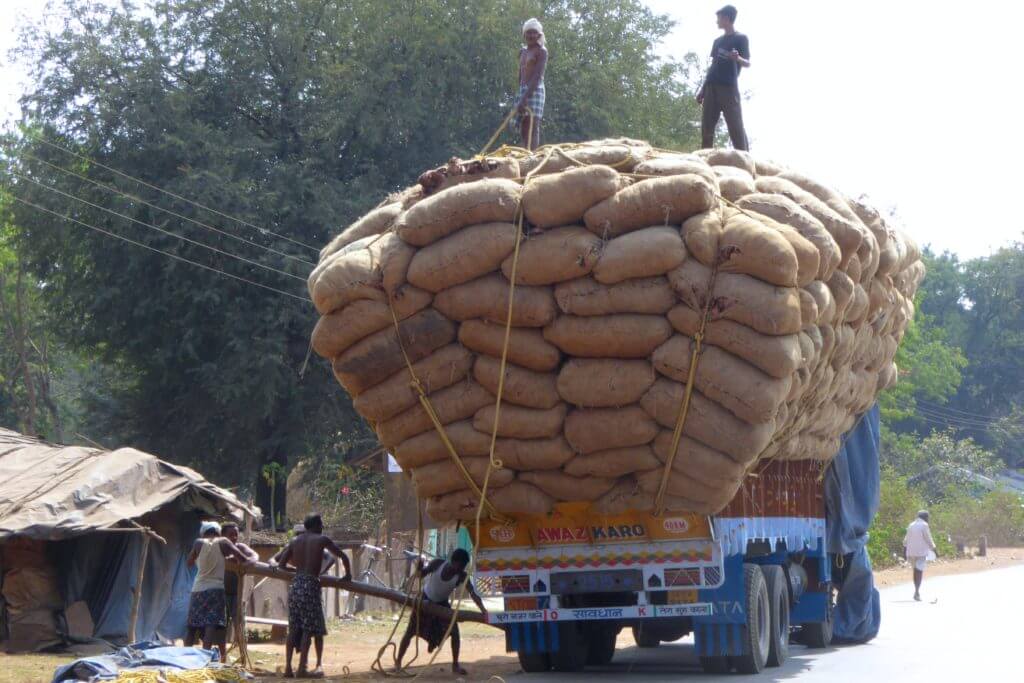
[
  {"left": 273, "top": 514, "right": 351, "bottom": 678},
  {"left": 514, "top": 18, "right": 548, "bottom": 150}
]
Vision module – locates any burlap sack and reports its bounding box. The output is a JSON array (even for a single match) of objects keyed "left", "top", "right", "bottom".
[
  {"left": 554, "top": 276, "right": 677, "bottom": 316},
  {"left": 543, "top": 314, "right": 672, "bottom": 358},
  {"left": 353, "top": 344, "right": 474, "bottom": 421},
  {"left": 320, "top": 202, "right": 401, "bottom": 261},
  {"left": 594, "top": 477, "right": 718, "bottom": 515},
  {"left": 493, "top": 436, "right": 575, "bottom": 470},
  {"left": 473, "top": 356, "right": 561, "bottom": 410},
  {"left": 803, "top": 281, "right": 836, "bottom": 325},
  {"left": 487, "top": 481, "right": 555, "bottom": 516},
  {"left": 652, "top": 431, "right": 744, "bottom": 486},
  {"left": 376, "top": 379, "right": 493, "bottom": 447},
  {"left": 564, "top": 405, "right": 659, "bottom": 454},
  {"left": 696, "top": 148, "right": 756, "bottom": 176},
  {"left": 633, "top": 156, "right": 717, "bottom": 187},
  {"left": 827, "top": 269, "right": 855, "bottom": 320},
  {"left": 754, "top": 158, "right": 786, "bottom": 176},
  {"left": 393, "top": 420, "right": 492, "bottom": 469},
  {"left": 778, "top": 170, "right": 866, "bottom": 226},
  {"left": 522, "top": 165, "right": 621, "bottom": 228},
  {"left": 564, "top": 445, "right": 661, "bottom": 478},
  {"left": 640, "top": 378, "right": 773, "bottom": 462},
  {"left": 434, "top": 273, "right": 556, "bottom": 327},
  {"left": 412, "top": 457, "right": 514, "bottom": 498},
  {"left": 683, "top": 209, "right": 800, "bottom": 288},
  {"left": 503, "top": 226, "right": 602, "bottom": 285},
  {"left": 332, "top": 309, "right": 455, "bottom": 395},
  {"left": 735, "top": 194, "right": 840, "bottom": 282},
  {"left": 846, "top": 253, "right": 863, "bottom": 284},
  {"left": 669, "top": 259, "right": 803, "bottom": 336},
  {"left": 311, "top": 286, "right": 432, "bottom": 359},
  {"left": 652, "top": 337, "right": 791, "bottom": 424},
  {"left": 593, "top": 226, "right": 688, "bottom": 284},
  {"left": 634, "top": 468, "right": 739, "bottom": 510},
  {"left": 395, "top": 178, "right": 521, "bottom": 246},
  {"left": 583, "top": 174, "right": 716, "bottom": 238},
  {"left": 557, "top": 359, "right": 656, "bottom": 408},
  {"left": 407, "top": 222, "right": 517, "bottom": 292},
  {"left": 667, "top": 305, "right": 803, "bottom": 379},
  {"left": 473, "top": 403, "right": 567, "bottom": 439},
  {"left": 458, "top": 319, "right": 561, "bottom": 372},
  {"left": 799, "top": 288, "right": 819, "bottom": 327},
  {"left": 519, "top": 470, "right": 617, "bottom": 501},
  {"left": 309, "top": 235, "right": 386, "bottom": 314}
]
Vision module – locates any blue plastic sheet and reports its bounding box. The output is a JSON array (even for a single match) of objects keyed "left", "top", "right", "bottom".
[
  {"left": 51, "top": 642, "right": 217, "bottom": 682},
  {"left": 824, "top": 403, "right": 882, "bottom": 643}
]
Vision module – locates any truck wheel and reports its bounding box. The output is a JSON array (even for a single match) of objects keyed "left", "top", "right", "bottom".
[
  {"left": 733, "top": 563, "right": 770, "bottom": 674},
  {"left": 517, "top": 650, "right": 551, "bottom": 673},
  {"left": 761, "top": 565, "right": 790, "bottom": 667},
  {"left": 551, "top": 622, "right": 589, "bottom": 672},
  {"left": 699, "top": 656, "right": 731, "bottom": 674},
  {"left": 801, "top": 585, "right": 834, "bottom": 649},
  {"left": 585, "top": 623, "right": 617, "bottom": 666},
  {"left": 631, "top": 624, "right": 660, "bottom": 648}
]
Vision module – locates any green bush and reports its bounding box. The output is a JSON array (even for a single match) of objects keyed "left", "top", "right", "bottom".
[
  {"left": 868, "top": 468, "right": 926, "bottom": 569},
  {"left": 931, "top": 489, "right": 1024, "bottom": 547}
]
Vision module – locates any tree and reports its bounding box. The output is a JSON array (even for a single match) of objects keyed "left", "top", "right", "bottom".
[
  {"left": 6, "top": 0, "right": 702, "bottom": 505},
  {"left": 882, "top": 429, "right": 1001, "bottom": 504}
]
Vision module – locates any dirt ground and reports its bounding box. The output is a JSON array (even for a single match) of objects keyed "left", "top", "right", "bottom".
[{"left": 4, "top": 548, "right": 1022, "bottom": 683}]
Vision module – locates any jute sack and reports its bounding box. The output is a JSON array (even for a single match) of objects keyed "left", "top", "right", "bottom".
[
  {"left": 395, "top": 178, "right": 521, "bottom": 247},
  {"left": 554, "top": 276, "right": 676, "bottom": 316},
  {"left": 633, "top": 156, "right": 717, "bottom": 187},
  {"left": 652, "top": 337, "right": 791, "bottom": 425},
  {"left": 393, "top": 420, "right": 491, "bottom": 469},
  {"left": 557, "top": 359, "right": 656, "bottom": 407},
  {"left": 564, "top": 445, "right": 661, "bottom": 478},
  {"left": 375, "top": 379, "right": 493, "bottom": 447},
  {"left": 353, "top": 344, "right": 474, "bottom": 421},
  {"left": 311, "top": 286, "right": 432, "bottom": 359},
  {"left": 488, "top": 481, "right": 555, "bottom": 516},
  {"left": 594, "top": 477, "right": 717, "bottom": 515},
  {"left": 683, "top": 209, "right": 800, "bottom": 287},
  {"left": 473, "top": 356, "right": 561, "bottom": 409},
  {"left": 735, "top": 193, "right": 840, "bottom": 281},
  {"left": 592, "top": 226, "right": 688, "bottom": 284},
  {"left": 522, "top": 165, "right": 621, "bottom": 228},
  {"left": 846, "top": 254, "right": 863, "bottom": 284},
  {"left": 718, "top": 175, "right": 756, "bottom": 202},
  {"left": 434, "top": 273, "right": 556, "bottom": 327},
  {"left": 827, "top": 269, "right": 855, "bottom": 320},
  {"left": 320, "top": 202, "right": 401, "bottom": 261},
  {"left": 634, "top": 468, "right": 739, "bottom": 510},
  {"left": 308, "top": 235, "right": 385, "bottom": 314},
  {"left": 640, "top": 378, "right": 773, "bottom": 462},
  {"left": 493, "top": 436, "right": 575, "bottom": 470},
  {"left": 695, "top": 148, "right": 756, "bottom": 176},
  {"left": 669, "top": 259, "right": 803, "bottom": 336},
  {"left": 332, "top": 309, "right": 455, "bottom": 395},
  {"left": 583, "top": 174, "right": 716, "bottom": 238},
  {"left": 799, "top": 289, "right": 820, "bottom": 327},
  {"left": 519, "top": 471, "right": 617, "bottom": 502},
  {"left": 543, "top": 314, "right": 672, "bottom": 358},
  {"left": 458, "top": 319, "right": 561, "bottom": 372},
  {"left": 803, "top": 281, "right": 836, "bottom": 325},
  {"left": 473, "top": 403, "right": 566, "bottom": 439},
  {"left": 652, "top": 431, "right": 745, "bottom": 486},
  {"left": 412, "top": 457, "right": 515, "bottom": 498},
  {"left": 564, "top": 405, "right": 659, "bottom": 454},
  {"left": 667, "top": 305, "right": 803, "bottom": 379},
  {"left": 407, "top": 222, "right": 517, "bottom": 292},
  {"left": 754, "top": 158, "right": 786, "bottom": 176},
  {"left": 778, "top": 170, "right": 866, "bottom": 226},
  {"left": 503, "top": 226, "right": 602, "bottom": 285}
]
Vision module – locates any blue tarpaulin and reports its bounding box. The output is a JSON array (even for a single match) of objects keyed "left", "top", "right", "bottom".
[
  {"left": 824, "top": 403, "right": 882, "bottom": 643},
  {"left": 51, "top": 642, "right": 219, "bottom": 682}
]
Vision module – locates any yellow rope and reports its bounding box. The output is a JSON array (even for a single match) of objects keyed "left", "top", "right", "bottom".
[{"left": 115, "top": 668, "right": 248, "bottom": 682}]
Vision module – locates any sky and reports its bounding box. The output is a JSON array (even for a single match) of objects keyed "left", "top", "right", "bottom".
[{"left": 3, "top": 0, "right": 1023, "bottom": 259}]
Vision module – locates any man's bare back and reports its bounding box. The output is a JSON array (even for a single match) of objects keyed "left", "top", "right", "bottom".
[{"left": 290, "top": 532, "right": 337, "bottom": 575}]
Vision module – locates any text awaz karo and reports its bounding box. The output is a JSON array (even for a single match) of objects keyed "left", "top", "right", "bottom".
[{"left": 535, "top": 524, "right": 648, "bottom": 544}]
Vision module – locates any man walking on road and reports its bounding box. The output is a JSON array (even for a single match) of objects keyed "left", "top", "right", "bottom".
[
  {"left": 904, "top": 510, "right": 938, "bottom": 601},
  {"left": 697, "top": 5, "right": 751, "bottom": 150}
]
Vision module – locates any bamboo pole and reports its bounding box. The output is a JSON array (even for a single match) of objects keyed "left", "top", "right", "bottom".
[
  {"left": 237, "top": 562, "right": 493, "bottom": 627},
  {"left": 127, "top": 534, "right": 150, "bottom": 643}
]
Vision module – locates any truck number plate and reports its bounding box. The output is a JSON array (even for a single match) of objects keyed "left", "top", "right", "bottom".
[
  {"left": 550, "top": 569, "right": 643, "bottom": 595},
  {"left": 667, "top": 589, "right": 698, "bottom": 604}
]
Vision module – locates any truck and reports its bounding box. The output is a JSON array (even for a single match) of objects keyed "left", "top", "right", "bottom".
[{"left": 472, "top": 407, "right": 882, "bottom": 674}]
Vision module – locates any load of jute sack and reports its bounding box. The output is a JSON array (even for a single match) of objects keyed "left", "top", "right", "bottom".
[{"left": 310, "top": 139, "right": 923, "bottom": 522}]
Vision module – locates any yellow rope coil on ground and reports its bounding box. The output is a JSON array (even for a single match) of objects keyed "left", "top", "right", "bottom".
[{"left": 115, "top": 667, "right": 249, "bottom": 682}]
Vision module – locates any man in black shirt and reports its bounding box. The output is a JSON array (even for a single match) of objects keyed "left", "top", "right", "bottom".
[{"left": 697, "top": 5, "right": 751, "bottom": 151}]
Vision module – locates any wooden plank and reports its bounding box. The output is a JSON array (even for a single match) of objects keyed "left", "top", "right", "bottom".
[{"left": 127, "top": 534, "right": 150, "bottom": 642}]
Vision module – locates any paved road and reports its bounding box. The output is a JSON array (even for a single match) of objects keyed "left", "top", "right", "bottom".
[{"left": 514, "top": 565, "right": 1022, "bottom": 681}]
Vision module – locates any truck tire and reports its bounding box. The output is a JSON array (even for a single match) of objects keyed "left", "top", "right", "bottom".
[
  {"left": 800, "top": 585, "right": 834, "bottom": 649},
  {"left": 699, "top": 656, "right": 731, "bottom": 674},
  {"left": 551, "top": 621, "right": 589, "bottom": 672},
  {"left": 585, "top": 623, "right": 618, "bottom": 665},
  {"left": 761, "top": 564, "right": 790, "bottom": 667},
  {"left": 631, "top": 623, "right": 660, "bottom": 648},
  {"left": 732, "top": 563, "right": 770, "bottom": 674},
  {"left": 517, "top": 651, "right": 552, "bottom": 673}
]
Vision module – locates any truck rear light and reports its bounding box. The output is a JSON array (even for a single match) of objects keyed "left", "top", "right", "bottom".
[
  {"left": 501, "top": 575, "right": 531, "bottom": 594},
  {"left": 664, "top": 568, "right": 702, "bottom": 587}
]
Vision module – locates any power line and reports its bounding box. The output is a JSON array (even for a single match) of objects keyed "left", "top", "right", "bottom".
[
  {"left": 913, "top": 406, "right": 1004, "bottom": 429},
  {"left": 24, "top": 133, "right": 322, "bottom": 253},
  {"left": 11, "top": 195, "right": 310, "bottom": 303},
  {"left": 915, "top": 397, "right": 1007, "bottom": 421},
  {"left": 13, "top": 149, "right": 316, "bottom": 267},
  {"left": 10, "top": 170, "right": 306, "bottom": 283}
]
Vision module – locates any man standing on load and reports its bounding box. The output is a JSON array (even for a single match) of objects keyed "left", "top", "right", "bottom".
[
  {"left": 697, "top": 5, "right": 751, "bottom": 151},
  {"left": 513, "top": 18, "right": 548, "bottom": 151}
]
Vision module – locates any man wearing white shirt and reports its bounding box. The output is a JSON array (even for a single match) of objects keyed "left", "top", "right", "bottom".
[{"left": 904, "top": 510, "right": 938, "bottom": 601}]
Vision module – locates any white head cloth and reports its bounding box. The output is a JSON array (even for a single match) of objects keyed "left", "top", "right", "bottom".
[{"left": 522, "top": 18, "right": 545, "bottom": 45}]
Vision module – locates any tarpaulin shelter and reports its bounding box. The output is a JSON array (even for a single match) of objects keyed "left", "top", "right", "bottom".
[{"left": 0, "top": 429, "right": 258, "bottom": 652}]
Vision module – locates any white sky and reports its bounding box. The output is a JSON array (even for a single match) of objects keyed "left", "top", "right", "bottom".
[{"left": 3, "top": 0, "right": 1022, "bottom": 259}]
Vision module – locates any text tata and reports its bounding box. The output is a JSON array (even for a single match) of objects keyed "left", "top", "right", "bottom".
[{"left": 535, "top": 524, "right": 647, "bottom": 543}]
